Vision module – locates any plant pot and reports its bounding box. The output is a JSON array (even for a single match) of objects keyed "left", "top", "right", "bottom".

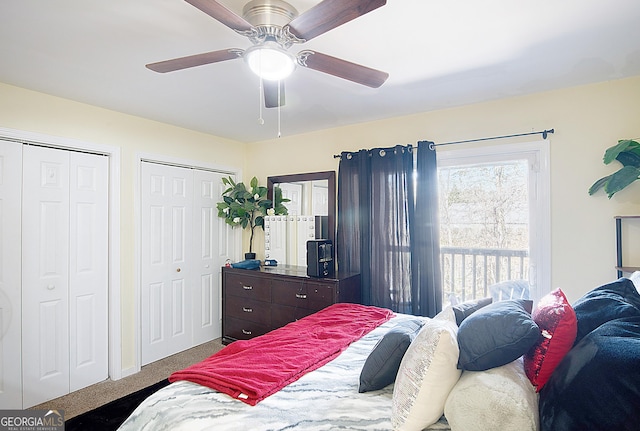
[{"left": 244, "top": 252, "right": 256, "bottom": 260}]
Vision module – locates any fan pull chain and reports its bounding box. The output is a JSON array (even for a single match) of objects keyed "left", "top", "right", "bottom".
[
  {"left": 258, "top": 77, "right": 264, "bottom": 125},
  {"left": 277, "top": 80, "right": 282, "bottom": 138}
]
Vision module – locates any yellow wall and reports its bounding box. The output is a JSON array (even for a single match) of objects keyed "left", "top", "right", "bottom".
[
  {"left": 248, "top": 75, "right": 640, "bottom": 303},
  {"left": 0, "top": 82, "right": 247, "bottom": 372},
  {"left": 2, "top": 75, "right": 640, "bottom": 375}
]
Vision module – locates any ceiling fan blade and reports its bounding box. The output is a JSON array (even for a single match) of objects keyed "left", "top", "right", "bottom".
[
  {"left": 297, "top": 50, "right": 388, "bottom": 88},
  {"left": 146, "top": 49, "right": 242, "bottom": 73},
  {"left": 184, "top": 0, "right": 253, "bottom": 32},
  {"left": 264, "top": 80, "right": 285, "bottom": 108},
  {"left": 287, "top": 0, "right": 386, "bottom": 41}
]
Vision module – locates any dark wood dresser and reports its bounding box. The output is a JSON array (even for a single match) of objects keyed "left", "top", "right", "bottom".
[{"left": 222, "top": 265, "right": 361, "bottom": 344}]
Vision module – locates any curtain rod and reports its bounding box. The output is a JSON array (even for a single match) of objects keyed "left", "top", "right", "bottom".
[
  {"left": 332, "top": 128, "right": 554, "bottom": 159},
  {"left": 430, "top": 128, "right": 554, "bottom": 150},
  {"left": 333, "top": 143, "right": 413, "bottom": 159}
]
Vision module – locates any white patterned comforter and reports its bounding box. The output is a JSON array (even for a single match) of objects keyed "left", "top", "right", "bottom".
[{"left": 118, "top": 314, "right": 450, "bottom": 431}]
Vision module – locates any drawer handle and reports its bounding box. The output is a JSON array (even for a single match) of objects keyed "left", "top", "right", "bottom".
[
  {"left": 296, "top": 293, "right": 307, "bottom": 299},
  {"left": 242, "top": 285, "right": 253, "bottom": 290},
  {"left": 242, "top": 329, "right": 252, "bottom": 335},
  {"left": 242, "top": 307, "right": 253, "bottom": 313}
]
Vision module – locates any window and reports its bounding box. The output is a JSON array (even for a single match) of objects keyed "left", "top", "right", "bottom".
[{"left": 437, "top": 141, "right": 550, "bottom": 306}]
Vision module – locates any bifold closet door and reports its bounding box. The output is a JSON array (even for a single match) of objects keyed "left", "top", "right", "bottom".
[
  {"left": 22, "top": 146, "right": 70, "bottom": 407},
  {"left": 192, "top": 170, "right": 229, "bottom": 345},
  {"left": 22, "top": 145, "right": 108, "bottom": 408},
  {"left": 141, "top": 162, "right": 194, "bottom": 365},
  {"left": 141, "top": 164, "right": 233, "bottom": 364},
  {"left": 0, "top": 140, "right": 23, "bottom": 409},
  {"left": 68, "top": 151, "right": 109, "bottom": 393}
]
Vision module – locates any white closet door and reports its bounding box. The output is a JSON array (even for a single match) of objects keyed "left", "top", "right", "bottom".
[
  {"left": 192, "top": 170, "right": 231, "bottom": 345},
  {"left": 22, "top": 145, "right": 71, "bottom": 408},
  {"left": 141, "top": 162, "right": 194, "bottom": 365},
  {"left": 0, "top": 140, "right": 22, "bottom": 409},
  {"left": 69, "top": 152, "right": 109, "bottom": 392}
]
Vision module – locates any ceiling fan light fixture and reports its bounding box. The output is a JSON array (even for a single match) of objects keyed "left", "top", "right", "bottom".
[{"left": 245, "top": 42, "right": 295, "bottom": 81}]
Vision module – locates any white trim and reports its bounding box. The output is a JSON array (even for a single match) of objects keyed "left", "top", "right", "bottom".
[
  {"left": 120, "top": 366, "right": 139, "bottom": 379},
  {"left": 436, "top": 140, "right": 551, "bottom": 301},
  {"left": 0, "top": 127, "right": 123, "bottom": 380},
  {"left": 437, "top": 140, "right": 547, "bottom": 165},
  {"left": 133, "top": 152, "right": 241, "bottom": 374}
]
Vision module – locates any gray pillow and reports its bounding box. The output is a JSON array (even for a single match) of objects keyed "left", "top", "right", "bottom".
[
  {"left": 457, "top": 299, "right": 539, "bottom": 371},
  {"left": 358, "top": 318, "right": 424, "bottom": 392}
]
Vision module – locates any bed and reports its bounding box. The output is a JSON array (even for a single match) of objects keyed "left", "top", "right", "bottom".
[
  {"left": 117, "top": 307, "right": 451, "bottom": 431},
  {"left": 118, "top": 275, "right": 640, "bottom": 431}
]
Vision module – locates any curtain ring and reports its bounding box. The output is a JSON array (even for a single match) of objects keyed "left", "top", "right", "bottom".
[
  {"left": 379, "top": 149, "right": 386, "bottom": 157},
  {"left": 346, "top": 153, "right": 353, "bottom": 160}
]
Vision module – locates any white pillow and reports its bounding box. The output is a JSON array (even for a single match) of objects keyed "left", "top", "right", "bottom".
[
  {"left": 444, "top": 357, "right": 539, "bottom": 431},
  {"left": 631, "top": 271, "right": 640, "bottom": 294},
  {"left": 391, "top": 317, "right": 461, "bottom": 431},
  {"left": 433, "top": 305, "right": 456, "bottom": 324}
]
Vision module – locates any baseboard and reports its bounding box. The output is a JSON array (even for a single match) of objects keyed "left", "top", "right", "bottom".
[{"left": 119, "top": 365, "right": 140, "bottom": 379}]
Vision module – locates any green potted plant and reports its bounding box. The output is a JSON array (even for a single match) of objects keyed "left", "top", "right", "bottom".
[
  {"left": 589, "top": 139, "right": 640, "bottom": 198},
  {"left": 217, "top": 176, "right": 288, "bottom": 259}
]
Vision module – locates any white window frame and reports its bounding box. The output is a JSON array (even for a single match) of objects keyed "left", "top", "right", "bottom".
[{"left": 436, "top": 140, "right": 551, "bottom": 302}]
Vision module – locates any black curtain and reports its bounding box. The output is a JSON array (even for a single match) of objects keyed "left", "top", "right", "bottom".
[
  {"left": 337, "top": 141, "right": 442, "bottom": 317},
  {"left": 413, "top": 141, "right": 443, "bottom": 316}
]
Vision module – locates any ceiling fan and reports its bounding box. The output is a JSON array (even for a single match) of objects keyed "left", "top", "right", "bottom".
[{"left": 146, "top": 0, "right": 389, "bottom": 108}]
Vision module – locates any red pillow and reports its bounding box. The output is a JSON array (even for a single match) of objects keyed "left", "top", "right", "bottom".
[{"left": 524, "top": 288, "right": 577, "bottom": 391}]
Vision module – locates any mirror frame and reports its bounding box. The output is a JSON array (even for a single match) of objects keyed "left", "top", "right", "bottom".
[{"left": 267, "top": 170, "right": 336, "bottom": 247}]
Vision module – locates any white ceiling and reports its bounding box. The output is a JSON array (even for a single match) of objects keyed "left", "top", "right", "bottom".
[{"left": 1, "top": 0, "right": 639, "bottom": 143}]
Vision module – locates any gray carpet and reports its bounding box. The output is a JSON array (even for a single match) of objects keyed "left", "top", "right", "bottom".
[{"left": 29, "top": 338, "right": 225, "bottom": 419}]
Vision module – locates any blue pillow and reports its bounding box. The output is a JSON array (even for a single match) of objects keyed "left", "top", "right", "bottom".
[
  {"left": 572, "top": 278, "right": 640, "bottom": 345},
  {"left": 452, "top": 297, "right": 492, "bottom": 326},
  {"left": 230, "top": 259, "right": 261, "bottom": 270},
  {"left": 457, "top": 299, "right": 539, "bottom": 371},
  {"left": 358, "top": 318, "right": 425, "bottom": 392},
  {"left": 539, "top": 317, "right": 640, "bottom": 431}
]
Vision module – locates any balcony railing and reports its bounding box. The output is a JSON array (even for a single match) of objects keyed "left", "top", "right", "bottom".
[{"left": 440, "top": 246, "right": 529, "bottom": 304}]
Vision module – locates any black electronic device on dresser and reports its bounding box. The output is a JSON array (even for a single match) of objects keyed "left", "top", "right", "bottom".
[
  {"left": 306, "top": 239, "right": 333, "bottom": 278},
  {"left": 222, "top": 265, "right": 360, "bottom": 344}
]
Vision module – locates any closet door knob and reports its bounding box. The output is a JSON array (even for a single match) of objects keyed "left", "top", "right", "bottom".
[
  {"left": 176, "top": 268, "right": 181, "bottom": 272},
  {"left": 47, "top": 284, "right": 55, "bottom": 290}
]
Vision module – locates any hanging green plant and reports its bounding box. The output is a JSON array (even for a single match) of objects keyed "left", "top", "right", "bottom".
[
  {"left": 589, "top": 139, "right": 640, "bottom": 198},
  {"left": 216, "top": 176, "right": 289, "bottom": 256}
]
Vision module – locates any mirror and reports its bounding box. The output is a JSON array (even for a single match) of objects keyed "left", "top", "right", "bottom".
[{"left": 266, "top": 171, "right": 336, "bottom": 266}]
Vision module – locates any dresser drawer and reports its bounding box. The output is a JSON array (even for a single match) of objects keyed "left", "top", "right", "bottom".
[
  {"left": 225, "top": 295, "right": 270, "bottom": 325},
  {"left": 224, "top": 316, "right": 270, "bottom": 341},
  {"left": 224, "top": 272, "right": 271, "bottom": 302},
  {"left": 306, "top": 282, "right": 336, "bottom": 311},
  {"left": 271, "top": 279, "right": 307, "bottom": 308},
  {"left": 271, "top": 304, "right": 314, "bottom": 328}
]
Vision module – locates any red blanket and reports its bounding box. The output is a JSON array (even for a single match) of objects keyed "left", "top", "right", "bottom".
[{"left": 169, "top": 303, "right": 393, "bottom": 405}]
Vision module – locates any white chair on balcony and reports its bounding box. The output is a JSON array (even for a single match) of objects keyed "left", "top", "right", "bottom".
[{"left": 489, "top": 279, "right": 530, "bottom": 302}]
